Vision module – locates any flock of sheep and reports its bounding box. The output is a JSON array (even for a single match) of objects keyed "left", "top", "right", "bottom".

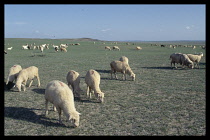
[
  {"left": 5, "top": 41, "right": 204, "bottom": 128},
  {"left": 5, "top": 53, "right": 137, "bottom": 128},
  {"left": 170, "top": 52, "right": 204, "bottom": 69}
]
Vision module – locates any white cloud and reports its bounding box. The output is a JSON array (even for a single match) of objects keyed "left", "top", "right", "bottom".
[
  {"left": 186, "top": 25, "right": 194, "bottom": 30},
  {"left": 101, "top": 28, "right": 111, "bottom": 32}
]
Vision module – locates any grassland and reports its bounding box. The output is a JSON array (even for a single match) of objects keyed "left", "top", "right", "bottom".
[{"left": 4, "top": 38, "right": 206, "bottom": 136}]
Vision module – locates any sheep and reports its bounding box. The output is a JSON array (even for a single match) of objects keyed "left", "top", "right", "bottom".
[
  {"left": 119, "top": 56, "right": 129, "bottom": 65},
  {"left": 105, "top": 46, "right": 111, "bottom": 51},
  {"left": 6, "top": 64, "right": 22, "bottom": 84},
  {"left": 110, "top": 60, "right": 135, "bottom": 81},
  {"left": 113, "top": 46, "right": 120, "bottom": 51},
  {"left": 66, "top": 70, "right": 83, "bottom": 99},
  {"left": 45, "top": 80, "right": 80, "bottom": 127},
  {"left": 7, "top": 47, "right": 13, "bottom": 50},
  {"left": 22, "top": 45, "right": 29, "bottom": 49},
  {"left": 180, "top": 54, "right": 194, "bottom": 69},
  {"left": 169, "top": 53, "right": 194, "bottom": 69},
  {"left": 60, "top": 47, "right": 67, "bottom": 52},
  {"left": 6, "top": 65, "right": 22, "bottom": 90},
  {"left": 15, "top": 66, "right": 40, "bottom": 92},
  {"left": 85, "top": 69, "right": 105, "bottom": 103},
  {"left": 136, "top": 46, "right": 142, "bottom": 50},
  {"left": 186, "top": 52, "right": 203, "bottom": 69},
  {"left": 4, "top": 50, "right": 7, "bottom": 54},
  {"left": 52, "top": 45, "right": 59, "bottom": 52}
]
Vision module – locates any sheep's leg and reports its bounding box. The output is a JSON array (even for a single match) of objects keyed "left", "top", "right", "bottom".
[
  {"left": 36, "top": 75, "right": 41, "bottom": 87},
  {"left": 21, "top": 84, "right": 26, "bottom": 91},
  {"left": 45, "top": 99, "right": 49, "bottom": 116},
  {"left": 57, "top": 107, "right": 62, "bottom": 124},
  {"left": 28, "top": 79, "right": 34, "bottom": 87},
  {"left": 86, "top": 86, "right": 90, "bottom": 98},
  {"left": 89, "top": 87, "right": 92, "bottom": 99}
]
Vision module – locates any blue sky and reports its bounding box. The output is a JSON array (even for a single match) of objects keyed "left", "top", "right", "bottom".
[{"left": 5, "top": 4, "right": 206, "bottom": 41}]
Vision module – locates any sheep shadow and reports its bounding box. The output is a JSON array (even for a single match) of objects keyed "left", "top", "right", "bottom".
[
  {"left": 95, "top": 69, "right": 111, "bottom": 74},
  {"left": 4, "top": 107, "right": 73, "bottom": 128},
  {"left": 32, "top": 88, "right": 45, "bottom": 94},
  {"left": 141, "top": 66, "right": 172, "bottom": 70}
]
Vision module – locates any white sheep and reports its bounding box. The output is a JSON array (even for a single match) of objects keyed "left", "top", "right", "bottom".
[
  {"left": 85, "top": 69, "right": 105, "bottom": 103},
  {"left": 66, "top": 70, "right": 83, "bottom": 99},
  {"left": 45, "top": 80, "right": 80, "bottom": 127},
  {"left": 6, "top": 64, "right": 22, "bottom": 84},
  {"left": 136, "top": 46, "right": 142, "bottom": 50},
  {"left": 186, "top": 52, "right": 203, "bottom": 69},
  {"left": 113, "top": 46, "right": 120, "bottom": 51},
  {"left": 169, "top": 53, "right": 194, "bottom": 69},
  {"left": 105, "top": 46, "right": 111, "bottom": 51},
  {"left": 60, "top": 47, "right": 67, "bottom": 52},
  {"left": 110, "top": 60, "right": 135, "bottom": 81},
  {"left": 15, "top": 66, "right": 40, "bottom": 92},
  {"left": 7, "top": 47, "right": 13, "bottom": 50},
  {"left": 119, "top": 56, "right": 129, "bottom": 65},
  {"left": 180, "top": 54, "right": 194, "bottom": 69}
]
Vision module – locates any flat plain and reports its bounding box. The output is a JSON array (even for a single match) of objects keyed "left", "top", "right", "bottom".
[{"left": 4, "top": 38, "right": 206, "bottom": 135}]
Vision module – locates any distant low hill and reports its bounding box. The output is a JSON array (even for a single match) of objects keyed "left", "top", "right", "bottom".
[{"left": 54, "top": 38, "right": 101, "bottom": 42}]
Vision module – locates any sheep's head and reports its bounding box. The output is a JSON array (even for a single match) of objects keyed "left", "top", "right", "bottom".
[
  {"left": 188, "top": 63, "right": 194, "bottom": 69},
  {"left": 69, "top": 111, "right": 80, "bottom": 127},
  {"left": 95, "top": 92, "right": 104, "bottom": 103},
  {"left": 131, "top": 73, "right": 136, "bottom": 81}
]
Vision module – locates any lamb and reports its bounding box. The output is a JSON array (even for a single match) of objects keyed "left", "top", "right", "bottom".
[
  {"left": 45, "top": 80, "right": 80, "bottom": 127},
  {"left": 6, "top": 65, "right": 22, "bottom": 89},
  {"left": 85, "top": 69, "right": 105, "bottom": 103},
  {"left": 15, "top": 66, "right": 40, "bottom": 92},
  {"left": 110, "top": 60, "right": 135, "bottom": 81},
  {"left": 119, "top": 56, "right": 129, "bottom": 65},
  {"left": 169, "top": 53, "right": 194, "bottom": 69},
  {"left": 105, "top": 46, "right": 111, "bottom": 51},
  {"left": 66, "top": 70, "right": 83, "bottom": 99},
  {"left": 186, "top": 52, "right": 203, "bottom": 69},
  {"left": 113, "top": 46, "right": 120, "bottom": 51}
]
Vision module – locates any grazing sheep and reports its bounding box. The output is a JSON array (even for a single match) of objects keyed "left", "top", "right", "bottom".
[
  {"left": 15, "top": 66, "right": 40, "bottom": 92},
  {"left": 119, "top": 56, "right": 129, "bottom": 65},
  {"left": 186, "top": 52, "right": 203, "bottom": 69},
  {"left": 85, "top": 69, "right": 104, "bottom": 103},
  {"left": 180, "top": 54, "right": 194, "bottom": 69},
  {"left": 169, "top": 53, "right": 194, "bottom": 69},
  {"left": 45, "top": 80, "right": 80, "bottom": 127},
  {"left": 6, "top": 64, "right": 22, "bottom": 84},
  {"left": 105, "top": 46, "right": 111, "bottom": 51},
  {"left": 113, "top": 46, "right": 120, "bottom": 51},
  {"left": 66, "top": 70, "right": 82, "bottom": 99},
  {"left": 136, "top": 46, "right": 142, "bottom": 50},
  {"left": 6, "top": 65, "right": 22, "bottom": 90},
  {"left": 60, "top": 47, "right": 67, "bottom": 52},
  {"left": 110, "top": 60, "right": 135, "bottom": 81},
  {"left": 4, "top": 50, "right": 7, "bottom": 54},
  {"left": 170, "top": 53, "right": 183, "bottom": 68}
]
